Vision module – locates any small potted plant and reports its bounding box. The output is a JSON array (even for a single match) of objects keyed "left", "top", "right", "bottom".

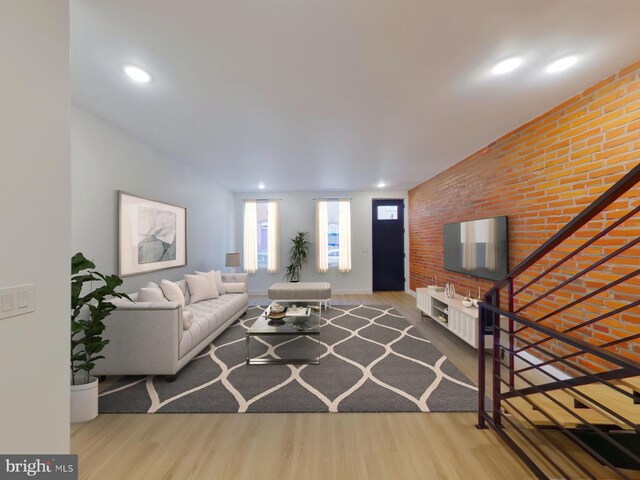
[
  {"left": 285, "top": 231, "right": 310, "bottom": 282},
  {"left": 70, "top": 252, "right": 130, "bottom": 423}
]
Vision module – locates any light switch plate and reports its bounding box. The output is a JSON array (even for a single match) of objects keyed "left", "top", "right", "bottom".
[{"left": 0, "top": 284, "right": 35, "bottom": 320}]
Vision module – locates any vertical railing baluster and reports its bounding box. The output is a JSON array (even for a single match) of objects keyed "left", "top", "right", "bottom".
[
  {"left": 492, "top": 290, "right": 502, "bottom": 428},
  {"left": 477, "top": 303, "right": 486, "bottom": 429},
  {"left": 508, "top": 278, "right": 515, "bottom": 388}
]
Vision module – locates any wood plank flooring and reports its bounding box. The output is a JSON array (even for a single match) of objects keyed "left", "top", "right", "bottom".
[{"left": 71, "top": 292, "right": 534, "bottom": 480}]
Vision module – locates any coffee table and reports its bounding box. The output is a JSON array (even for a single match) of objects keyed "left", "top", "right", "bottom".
[{"left": 246, "top": 301, "right": 321, "bottom": 365}]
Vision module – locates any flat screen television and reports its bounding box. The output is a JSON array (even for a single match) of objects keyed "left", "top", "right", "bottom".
[{"left": 443, "top": 216, "right": 508, "bottom": 282}]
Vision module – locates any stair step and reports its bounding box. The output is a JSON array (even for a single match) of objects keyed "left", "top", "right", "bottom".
[
  {"left": 503, "top": 390, "right": 623, "bottom": 430},
  {"left": 615, "top": 376, "right": 640, "bottom": 393},
  {"left": 564, "top": 384, "right": 640, "bottom": 429}
]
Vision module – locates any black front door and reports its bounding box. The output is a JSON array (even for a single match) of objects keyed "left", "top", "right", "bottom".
[{"left": 372, "top": 199, "right": 405, "bottom": 291}]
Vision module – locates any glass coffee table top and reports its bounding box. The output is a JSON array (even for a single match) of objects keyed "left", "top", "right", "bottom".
[
  {"left": 246, "top": 301, "right": 322, "bottom": 365},
  {"left": 247, "top": 302, "right": 321, "bottom": 336}
]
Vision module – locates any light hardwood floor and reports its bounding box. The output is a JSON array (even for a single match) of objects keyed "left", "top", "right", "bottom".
[{"left": 71, "top": 292, "right": 534, "bottom": 480}]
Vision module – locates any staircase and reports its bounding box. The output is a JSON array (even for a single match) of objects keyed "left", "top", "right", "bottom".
[{"left": 477, "top": 162, "right": 640, "bottom": 479}]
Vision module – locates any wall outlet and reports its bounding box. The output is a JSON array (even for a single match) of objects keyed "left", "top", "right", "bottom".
[{"left": 0, "top": 284, "right": 35, "bottom": 320}]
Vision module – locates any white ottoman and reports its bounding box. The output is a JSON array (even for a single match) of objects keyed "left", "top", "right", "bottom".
[{"left": 268, "top": 282, "right": 332, "bottom": 310}]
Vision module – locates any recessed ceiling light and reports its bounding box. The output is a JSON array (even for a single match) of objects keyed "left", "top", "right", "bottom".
[
  {"left": 491, "top": 57, "right": 523, "bottom": 75},
  {"left": 122, "top": 64, "right": 152, "bottom": 84},
  {"left": 377, "top": 182, "right": 386, "bottom": 188},
  {"left": 545, "top": 55, "right": 578, "bottom": 74},
  {"left": 258, "top": 183, "right": 265, "bottom": 190}
]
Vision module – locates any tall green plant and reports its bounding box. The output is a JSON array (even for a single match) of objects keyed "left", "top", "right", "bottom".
[
  {"left": 286, "top": 231, "right": 311, "bottom": 282},
  {"left": 71, "top": 252, "right": 130, "bottom": 385}
]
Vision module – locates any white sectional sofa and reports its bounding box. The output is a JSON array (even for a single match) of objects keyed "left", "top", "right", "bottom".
[{"left": 93, "top": 272, "right": 249, "bottom": 378}]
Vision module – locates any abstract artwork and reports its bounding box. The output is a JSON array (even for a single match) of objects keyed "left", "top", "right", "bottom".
[{"left": 119, "top": 192, "right": 187, "bottom": 276}]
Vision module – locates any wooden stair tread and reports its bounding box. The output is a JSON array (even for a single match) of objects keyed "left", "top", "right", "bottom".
[
  {"left": 566, "top": 384, "right": 640, "bottom": 428},
  {"left": 503, "top": 391, "right": 621, "bottom": 429},
  {"left": 615, "top": 376, "right": 640, "bottom": 392}
]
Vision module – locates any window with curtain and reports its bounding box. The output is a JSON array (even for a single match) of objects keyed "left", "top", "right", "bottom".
[
  {"left": 316, "top": 199, "right": 351, "bottom": 273},
  {"left": 243, "top": 200, "right": 280, "bottom": 273}
]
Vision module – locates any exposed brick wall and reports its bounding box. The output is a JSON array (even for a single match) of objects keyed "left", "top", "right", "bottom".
[{"left": 409, "top": 61, "right": 640, "bottom": 368}]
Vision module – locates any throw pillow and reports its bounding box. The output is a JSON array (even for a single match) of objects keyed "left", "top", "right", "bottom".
[
  {"left": 183, "top": 310, "right": 194, "bottom": 330},
  {"left": 185, "top": 274, "right": 218, "bottom": 303},
  {"left": 137, "top": 287, "right": 167, "bottom": 303},
  {"left": 175, "top": 279, "right": 191, "bottom": 305},
  {"left": 196, "top": 270, "right": 218, "bottom": 292},
  {"left": 195, "top": 270, "right": 226, "bottom": 295},
  {"left": 213, "top": 270, "right": 226, "bottom": 295},
  {"left": 222, "top": 282, "right": 246, "bottom": 294},
  {"left": 160, "top": 279, "right": 186, "bottom": 307}
]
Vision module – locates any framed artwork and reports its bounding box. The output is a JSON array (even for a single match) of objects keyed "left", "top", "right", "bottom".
[{"left": 118, "top": 191, "right": 187, "bottom": 276}]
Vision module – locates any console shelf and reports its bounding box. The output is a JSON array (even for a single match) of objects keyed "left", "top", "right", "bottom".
[{"left": 416, "top": 287, "right": 492, "bottom": 349}]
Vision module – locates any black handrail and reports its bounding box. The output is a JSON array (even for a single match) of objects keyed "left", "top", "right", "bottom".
[{"left": 485, "top": 161, "right": 640, "bottom": 300}]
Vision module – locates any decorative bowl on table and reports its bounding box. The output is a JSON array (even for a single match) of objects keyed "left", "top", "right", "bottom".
[{"left": 462, "top": 298, "right": 473, "bottom": 308}]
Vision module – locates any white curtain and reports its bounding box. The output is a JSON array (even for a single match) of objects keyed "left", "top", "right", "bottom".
[
  {"left": 338, "top": 200, "right": 352, "bottom": 273},
  {"left": 243, "top": 201, "right": 258, "bottom": 273},
  {"left": 267, "top": 201, "right": 280, "bottom": 273},
  {"left": 316, "top": 200, "right": 329, "bottom": 273}
]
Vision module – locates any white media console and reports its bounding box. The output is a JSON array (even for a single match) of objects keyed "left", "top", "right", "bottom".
[{"left": 416, "top": 287, "right": 492, "bottom": 349}]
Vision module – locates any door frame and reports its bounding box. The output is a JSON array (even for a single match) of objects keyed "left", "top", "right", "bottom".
[{"left": 369, "top": 195, "right": 409, "bottom": 293}]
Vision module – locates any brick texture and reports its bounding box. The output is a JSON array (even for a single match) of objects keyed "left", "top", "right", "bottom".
[{"left": 409, "top": 61, "right": 640, "bottom": 368}]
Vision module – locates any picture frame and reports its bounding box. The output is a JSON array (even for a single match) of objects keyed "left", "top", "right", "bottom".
[{"left": 118, "top": 191, "right": 187, "bottom": 276}]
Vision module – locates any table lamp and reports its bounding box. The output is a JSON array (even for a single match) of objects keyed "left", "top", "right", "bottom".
[{"left": 225, "top": 252, "right": 241, "bottom": 273}]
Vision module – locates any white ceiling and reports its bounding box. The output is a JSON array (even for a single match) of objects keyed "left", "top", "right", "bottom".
[{"left": 71, "top": 0, "right": 640, "bottom": 193}]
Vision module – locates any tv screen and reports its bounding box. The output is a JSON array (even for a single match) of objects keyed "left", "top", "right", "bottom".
[{"left": 443, "top": 216, "right": 508, "bottom": 282}]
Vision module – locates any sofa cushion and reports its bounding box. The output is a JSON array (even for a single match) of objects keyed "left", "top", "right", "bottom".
[
  {"left": 175, "top": 279, "right": 191, "bottom": 305},
  {"left": 185, "top": 273, "right": 218, "bottom": 303},
  {"left": 137, "top": 286, "right": 167, "bottom": 303},
  {"left": 222, "top": 282, "right": 246, "bottom": 294},
  {"left": 160, "top": 280, "right": 185, "bottom": 307},
  {"left": 183, "top": 293, "right": 248, "bottom": 349}
]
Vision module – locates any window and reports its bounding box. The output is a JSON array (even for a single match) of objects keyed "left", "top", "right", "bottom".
[
  {"left": 316, "top": 199, "right": 351, "bottom": 273},
  {"left": 243, "top": 200, "right": 279, "bottom": 273},
  {"left": 377, "top": 205, "right": 398, "bottom": 220}
]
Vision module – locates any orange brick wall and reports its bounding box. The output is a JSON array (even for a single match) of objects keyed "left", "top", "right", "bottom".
[{"left": 409, "top": 60, "right": 640, "bottom": 367}]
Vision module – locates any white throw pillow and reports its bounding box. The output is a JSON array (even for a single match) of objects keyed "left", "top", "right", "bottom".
[
  {"left": 137, "top": 287, "right": 167, "bottom": 303},
  {"left": 183, "top": 310, "right": 194, "bottom": 330},
  {"left": 185, "top": 274, "right": 218, "bottom": 303},
  {"left": 196, "top": 270, "right": 218, "bottom": 292},
  {"left": 196, "top": 270, "right": 226, "bottom": 295},
  {"left": 222, "top": 282, "right": 246, "bottom": 294},
  {"left": 160, "top": 279, "right": 186, "bottom": 307},
  {"left": 214, "top": 270, "right": 226, "bottom": 295}
]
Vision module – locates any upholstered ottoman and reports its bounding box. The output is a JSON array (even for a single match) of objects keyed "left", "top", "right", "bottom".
[{"left": 268, "top": 282, "right": 332, "bottom": 310}]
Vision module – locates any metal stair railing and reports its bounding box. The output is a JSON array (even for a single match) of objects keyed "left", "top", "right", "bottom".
[{"left": 476, "top": 161, "right": 640, "bottom": 480}]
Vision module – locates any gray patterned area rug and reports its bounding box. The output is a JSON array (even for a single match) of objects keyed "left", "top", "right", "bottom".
[{"left": 99, "top": 305, "right": 479, "bottom": 413}]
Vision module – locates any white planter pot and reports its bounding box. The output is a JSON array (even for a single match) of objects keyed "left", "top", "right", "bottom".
[{"left": 70, "top": 376, "right": 99, "bottom": 423}]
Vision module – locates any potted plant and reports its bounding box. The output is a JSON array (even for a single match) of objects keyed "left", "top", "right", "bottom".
[
  {"left": 285, "top": 231, "right": 310, "bottom": 282},
  {"left": 70, "top": 252, "right": 130, "bottom": 423}
]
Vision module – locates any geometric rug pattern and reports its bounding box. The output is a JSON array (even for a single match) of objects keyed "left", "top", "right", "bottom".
[{"left": 99, "top": 305, "right": 479, "bottom": 413}]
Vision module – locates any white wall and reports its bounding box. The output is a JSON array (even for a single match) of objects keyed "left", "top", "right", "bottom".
[
  {"left": 71, "top": 107, "right": 235, "bottom": 292},
  {"left": 0, "top": 0, "right": 70, "bottom": 453},
  {"left": 234, "top": 191, "right": 408, "bottom": 294}
]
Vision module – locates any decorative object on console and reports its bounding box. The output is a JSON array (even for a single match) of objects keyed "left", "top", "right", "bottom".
[
  {"left": 70, "top": 252, "right": 130, "bottom": 423},
  {"left": 462, "top": 290, "right": 473, "bottom": 308},
  {"left": 118, "top": 191, "right": 187, "bottom": 276},
  {"left": 444, "top": 283, "right": 456, "bottom": 298},
  {"left": 285, "top": 231, "right": 311, "bottom": 282},
  {"left": 225, "top": 252, "right": 241, "bottom": 273}
]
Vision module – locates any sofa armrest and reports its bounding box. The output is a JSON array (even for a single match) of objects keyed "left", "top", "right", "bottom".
[
  {"left": 92, "top": 302, "right": 182, "bottom": 376},
  {"left": 222, "top": 273, "right": 248, "bottom": 289}
]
